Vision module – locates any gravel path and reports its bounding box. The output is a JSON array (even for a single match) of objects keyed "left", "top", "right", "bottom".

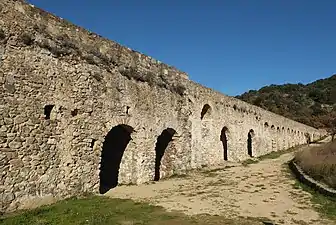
[{"left": 106, "top": 143, "right": 333, "bottom": 225}]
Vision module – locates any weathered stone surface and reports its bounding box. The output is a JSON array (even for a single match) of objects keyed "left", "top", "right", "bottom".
[{"left": 0, "top": 0, "right": 327, "bottom": 214}]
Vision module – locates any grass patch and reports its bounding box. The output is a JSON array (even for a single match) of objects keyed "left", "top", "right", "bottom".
[
  {"left": 0, "top": 195, "right": 263, "bottom": 225},
  {"left": 242, "top": 159, "right": 258, "bottom": 166},
  {"left": 285, "top": 163, "right": 336, "bottom": 221},
  {"left": 258, "top": 146, "right": 297, "bottom": 160},
  {"left": 167, "top": 173, "right": 189, "bottom": 179},
  {"left": 242, "top": 146, "right": 300, "bottom": 166},
  {"left": 294, "top": 140, "right": 336, "bottom": 189}
]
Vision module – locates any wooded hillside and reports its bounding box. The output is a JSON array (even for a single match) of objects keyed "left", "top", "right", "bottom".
[{"left": 237, "top": 74, "right": 336, "bottom": 129}]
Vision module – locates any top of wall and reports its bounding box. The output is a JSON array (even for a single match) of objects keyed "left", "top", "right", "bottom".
[
  {"left": 0, "top": 0, "right": 189, "bottom": 94},
  {"left": 0, "top": 0, "right": 326, "bottom": 135}
]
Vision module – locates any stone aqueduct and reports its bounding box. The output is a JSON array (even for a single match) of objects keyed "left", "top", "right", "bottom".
[{"left": 0, "top": 0, "right": 327, "bottom": 212}]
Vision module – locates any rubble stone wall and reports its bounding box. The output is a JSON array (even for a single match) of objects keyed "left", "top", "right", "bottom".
[{"left": 0, "top": 0, "right": 327, "bottom": 213}]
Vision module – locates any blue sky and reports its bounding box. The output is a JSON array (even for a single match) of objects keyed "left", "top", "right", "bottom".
[{"left": 27, "top": 0, "right": 335, "bottom": 96}]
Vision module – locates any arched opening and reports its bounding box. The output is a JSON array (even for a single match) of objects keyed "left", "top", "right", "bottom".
[
  {"left": 201, "top": 104, "right": 211, "bottom": 120},
  {"left": 99, "top": 124, "right": 134, "bottom": 194},
  {"left": 305, "top": 133, "right": 311, "bottom": 144},
  {"left": 44, "top": 105, "right": 54, "bottom": 119},
  {"left": 247, "top": 129, "right": 254, "bottom": 157},
  {"left": 220, "top": 126, "right": 229, "bottom": 161},
  {"left": 71, "top": 109, "right": 78, "bottom": 117},
  {"left": 264, "top": 122, "right": 269, "bottom": 128},
  {"left": 154, "top": 128, "right": 176, "bottom": 181},
  {"left": 271, "top": 125, "right": 275, "bottom": 130}
]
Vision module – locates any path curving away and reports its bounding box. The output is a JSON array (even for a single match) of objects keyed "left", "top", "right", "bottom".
[{"left": 106, "top": 144, "right": 334, "bottom": 225}]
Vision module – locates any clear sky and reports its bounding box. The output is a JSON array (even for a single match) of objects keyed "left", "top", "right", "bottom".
[{"left": 27, "top": 0, "right": 335, "bottom": 96}]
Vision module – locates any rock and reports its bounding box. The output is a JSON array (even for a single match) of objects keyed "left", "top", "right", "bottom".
[
  {"left": 9, "top": 159, "right": 23, "bottom": 167},
  {"left": 14, "top": 115, "right": 27, "bottom": 124},
  {"left": 8, "top": 141, "right": 22, "bottom": 149},
  {"left": 1, "top": 192, "right": 15, "bottom": 203}
]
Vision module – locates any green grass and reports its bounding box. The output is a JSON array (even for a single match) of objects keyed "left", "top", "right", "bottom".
[
  {"left": 292, "top": 180, "right": 336, "bottom": 221},
  {"left": 258, "top": 146, "right": 297, "bottom": 160},
  {"left": 284, "top": 164, "right": 336, "bottom": 221},
  {"left": 0, "top": 195, "right": 264, "bottom": 225},
  {"left": 242, "top": 146, "right": 299, "bottom": 166},
  {"left": 242, "top": 159, "right": 258, "bottom": 166}
]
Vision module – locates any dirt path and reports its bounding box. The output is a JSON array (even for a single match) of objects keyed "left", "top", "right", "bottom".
[{"left": 106, "top": 142, "right": 333, "bottom": 225}]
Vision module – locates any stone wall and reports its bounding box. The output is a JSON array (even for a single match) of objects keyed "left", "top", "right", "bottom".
[{"left": 0, "top": 0, "right": 327, "bottom": 213}]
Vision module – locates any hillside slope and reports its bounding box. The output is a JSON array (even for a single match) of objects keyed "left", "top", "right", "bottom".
[{"left": 237, "top": 74, "right": 336, "bottom": 128}]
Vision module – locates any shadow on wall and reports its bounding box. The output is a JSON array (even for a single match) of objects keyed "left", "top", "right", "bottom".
[
  {"left": 154, "top": 128, "right": 176, "bottom": 181},
  {"left": 248, "top": 129, "right": 254, "bottom": 157},
  {"left": 201, "top": 104, "right": 211, "bottom": 120},
  {"left": 99, "top": 124, "right": 134, "bottom": 194},
  {"left": 220, "top": 126, "right": 229, "bottom": 161}
]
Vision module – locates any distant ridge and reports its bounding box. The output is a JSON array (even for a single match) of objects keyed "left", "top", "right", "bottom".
[{"left": 237, "top": 74, "right": 336, "bottom": 129}]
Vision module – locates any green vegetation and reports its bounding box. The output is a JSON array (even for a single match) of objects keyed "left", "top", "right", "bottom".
[
  {"left": 242, "top": 146, "right": 298, "bottom": 166},
  {"left": 294, "top": 140, "right": 336, "bottom": 189},
  {"left": 289, "top": 171, "right": 336, "bottom": 221},
  {"left": 237, "top": 74, "right": 336, "bottom": 130},
  {"left": 0, "top": 196, "right": 264, "bottom": 225}
]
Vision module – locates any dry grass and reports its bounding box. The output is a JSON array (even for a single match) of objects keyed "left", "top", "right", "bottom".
[{"left": 294, "top": 140, "right": 336, "bottom": 189}]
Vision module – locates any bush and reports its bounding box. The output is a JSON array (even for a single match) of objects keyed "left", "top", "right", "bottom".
[
  {"left": 20, "top": 32, "right": 34, "bottom": 45},
  {"left": 294, "top": 140, "right": 336, "bottom": 189},
  {"left": 170, "top": 83, "right": 186, "bottom": 96}
]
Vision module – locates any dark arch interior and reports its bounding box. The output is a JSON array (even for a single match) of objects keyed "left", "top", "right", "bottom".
[
  {"left": 154, "top": 128, "right": 176, "bottom": 181},
  {"left": 220, "top": 127, "right": 228, "bottom": 161},
  {"left": 44, "top": 105, "right": 54, "bottom": 119},
  {"left": 264, "top": 122, "right": 269, "bottom": 128},
  {"left": 99, "top": 124, "right": 133, "bottom": 194},
  {"left": 201, "top": 104, "right": 211, "bottom": 120},
  {"left": 247, "top": 129, "right": 254, "bottom": 157}
]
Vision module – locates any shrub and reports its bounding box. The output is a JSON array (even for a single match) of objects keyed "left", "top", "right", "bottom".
[
  {"left": 294, "top": 140, "right": 336, "bottom": 189},
  {"left": 20, "top": 32, "right": 34, "bottom": 45},
  {"left": 171, "top": 83, "right": 186, "bottom": 96}
]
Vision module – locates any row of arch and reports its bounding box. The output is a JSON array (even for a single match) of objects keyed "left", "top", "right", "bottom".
[
  {"left": 264, "top": 122, "right": 305, "bottom": 136},
  {"left": 99, "top": 124, "right": 256, "bottom": 194},
  {"left": 200, "top": 103, "right": 308, "bottom": 139},
  {"left": 99, "top": 125, "right": 176, "bottom": 194}
]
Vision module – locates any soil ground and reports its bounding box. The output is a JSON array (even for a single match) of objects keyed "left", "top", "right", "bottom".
[{"left": 107, "top": 140, "right": 334, "bottom": 225}]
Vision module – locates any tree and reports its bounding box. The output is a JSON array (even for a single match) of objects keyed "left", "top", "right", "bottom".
[{"left": 327, "top": 118, "right": 336, "bottom": 141}]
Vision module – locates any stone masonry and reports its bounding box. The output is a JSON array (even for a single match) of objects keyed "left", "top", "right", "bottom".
[{"left": 0, "top": 0, "right": 327, "bottom": 213}]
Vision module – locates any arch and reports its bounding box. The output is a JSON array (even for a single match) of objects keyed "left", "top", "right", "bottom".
[
  {"left": 44, "top": 105, "right": 54, "bottom": 119},
  {"left": 247, "top": 129, "right": 255, "bottom": 157},
  {"left": 271, "top": 125, "right": 275, "bottom": 130},
  {"left": 201, "top": 104, "right": 211, "bottom": 120},
  {"left": 220, "top": 126, "right": 229, "bottom": 161},
  {"left": 233, "top": 104, "right": 237, "bottom": 111},
  {"left": 154, "top": 128, "right": 176, "bottom": 181},
  {"left": 264, "top": 122, "right": 269, "bottom": 128},
  {"left": 99, "top": 124, "right": 134, "bottom": 194},
  {"left": 287, "top": 128, "right": 290, "bottom": 133},
  {"left": 305, "top": 132, "right": 311, "bottom": 144}
]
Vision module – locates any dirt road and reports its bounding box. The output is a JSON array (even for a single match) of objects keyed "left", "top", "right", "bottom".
[{"left": 106, "top": 143, "right": 333, "bottom": 225}]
